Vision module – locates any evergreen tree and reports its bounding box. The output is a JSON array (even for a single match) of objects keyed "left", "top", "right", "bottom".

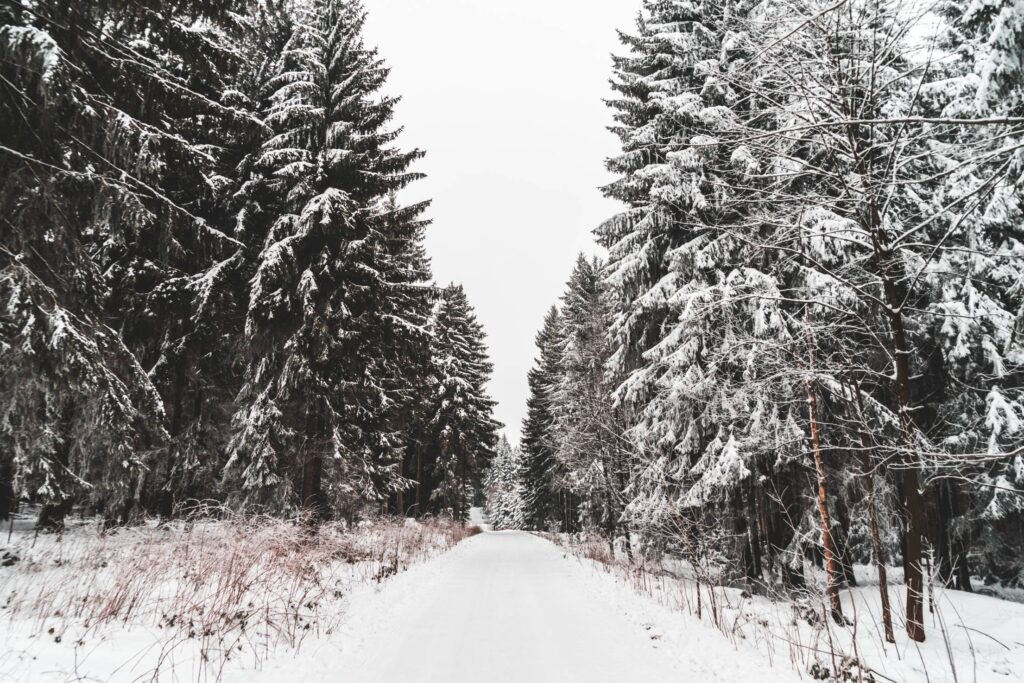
[
  {"left": 485, "top": 435, "right": 527, "bottom": 530},
  {"left": 377, "top": 191, "right": 437, "bottom": 518},
  {"left": 521, "top": 306, "right": 567, "bottom": 530},
  {"left": 597, "top": 0, "right": 749, "bottom": 394},
  {"left": 926, "top": 0, "right": 1024, "bottom": 587},
  {"left": 596, "top": 0, "right": 791, "bottom": 583},
  {"left": 142, "top": 0, "right": 293, "bottom": 518},
  {"left": 226, "top": 0, "right": 428, "bottom": 518},
  {"left": 0, "top": 0, "right": 498, "bottom": 534},
  {"left": 0, "top": 0, "right": 251, "bottom": 527},
  {"left": 553, "top": 255, "right": 630, "bottom": 541},
  {"left": 425, "top": 284, "right": 500, "bottom": 520}
]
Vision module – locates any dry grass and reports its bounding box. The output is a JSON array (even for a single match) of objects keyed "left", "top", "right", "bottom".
[
  {"left": 549, "top": 532, "right": 1012, "bottom": 683},
  {"left": 1, "top": 510, "right": 474, "bottom": 679},
  {"left": 548, "top": 532, "right": 859, "bottom": 679}
]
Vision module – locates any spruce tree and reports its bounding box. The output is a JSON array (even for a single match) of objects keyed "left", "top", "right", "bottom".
[
  {"left": 141, "top": 0, "right": 293, "bottom": 518},
  {"left": 521, "top": 306, "right": 567, "bottom": 530},
  {"left": 596, "top": 0, "right": 786, "bottom": 582},
  {"left": 377, "top": 192, "right": 436, "bottom": 518},
  {"left": 0, "top": 0, "right": 251, "bottom": 527},
  {"left": 226, "top": 0, "right": 427, "bottom": 518},
  {"left": 425, "top": 284, "right": 500, "bottom": 520},
  {"left": 927, "top": 0, "right": 1024, "bottom": 587},
  {"left": 485, "top": 435, "right": 527, "bottom": 530},
  {"left": 553, "top": 255, "right": 629, "bottom": 540}
]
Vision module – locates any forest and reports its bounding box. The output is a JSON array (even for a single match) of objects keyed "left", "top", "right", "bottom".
[
  {"left": 0, "top": 0, "right": 500, "bottom": 529},
  {"left": 2, "top": 0, "right": 1023, "bottom": 678},
  {"left": 506, "top": 0, "right": 1024, "bottom": 647}
]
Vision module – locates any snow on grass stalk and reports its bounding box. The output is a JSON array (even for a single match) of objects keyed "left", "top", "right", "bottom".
[
  {"left": 549, "top": 531, "right": 1024, "bottom": 683},
  {"left": 0, "top": 510, "right": 474, "bottom": 680}
]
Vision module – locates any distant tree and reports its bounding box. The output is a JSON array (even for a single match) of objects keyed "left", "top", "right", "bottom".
[
  {"left": 425, "top": 284, "right": 500, "bottom": 520},
  {"left": 485, "top": 435, "right": 527, "bottom": 530},
  {"left": 521, "top": 306, "right": 569, "bottom": 530}
]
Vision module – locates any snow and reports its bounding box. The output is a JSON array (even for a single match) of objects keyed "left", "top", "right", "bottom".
[
  {"left": 5, "top": 521, "right": 1024, "bottom": 682},
  {"left": 558, "top": 536, "right": 1024, "bottom": 683},
  {"left": 0, "top": 524, "right": 803, "bottom": 682},
  {"left": 228, "top": 530, "right": 800, "bottom": 683},
  {"left": 0, "top": 26, "right": 62, "bottom": 90},
  {"left": 468, "top": 505, "right": 487, "bottom": 526},
  {"left": 0, "top": 517, "right": 472, "bottom": 682}
]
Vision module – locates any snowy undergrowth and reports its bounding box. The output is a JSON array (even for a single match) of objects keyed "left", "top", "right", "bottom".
[
  {"left": 0, "top": 512, "right": 475, "bottom": 682},
  {"left": 552, "top": 534, "right": 1024, "bottom": 683}
]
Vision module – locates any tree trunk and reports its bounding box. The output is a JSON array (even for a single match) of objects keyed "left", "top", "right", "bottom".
[
  {"left": 807, "top": 378, "right": 845, "bottom": 622},
  {"left": 892, "top": 319, "right": 927, "bottom": 642},
  {"left": 746, "top": 485, "right": 764, "bottom": 589},
  {"left": 846, "top": 370, "right": 897, "bottom": 643},
  {"left": 0, "top": 461, "right": 15, "bottom": 522},
  {"left": 868, "top": 480, "right": 896, "bottom": 643},
  {"left": 300, "top": 409, "right": 324, "bottom": 523},
  {"left": 157, "top": 362, "right": 188, "bottom": 519},
  {"left": 395, "top": 447, "right": 407, "bottom": 517},
  {"left": 414, "top": 447, "right": 424, "bottom": 517},
  {"left": 936, "top": 480, "right": 973, "bottom": 592},
  {"left": 37, "top": 404, "right": 76, "bottom": 531},
  {"left": 833, "top": 494, "right": 857, "bottom": 587},
  {"left": 802, "top": 307, "right": 844, "bottom": 622},
  {"left": 733, "top": 495, "right": 760, "bottom": 589},
  {"left": 881, "top": 269, "right": 927, "bottom": 642},
  {"left": 849, "top": 114, "right": 928, "bottom": 642},
  {"left": 37, "top": 498, "right": 74, "bottom": 532}
]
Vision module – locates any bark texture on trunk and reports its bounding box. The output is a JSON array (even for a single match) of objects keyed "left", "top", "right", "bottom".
[
  {"left": 849, "top": 117, "right": 928, "bottom": 642},
  {"left": 300, "top": 409, "right": 325, "bottom": 522},
  {"left": 807, "top": 378, "right": 844, "bottom": 622}
]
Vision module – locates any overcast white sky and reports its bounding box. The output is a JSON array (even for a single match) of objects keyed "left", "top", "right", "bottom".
[{"left": 362, "top": 0, "right": 640, "bottom": 443}]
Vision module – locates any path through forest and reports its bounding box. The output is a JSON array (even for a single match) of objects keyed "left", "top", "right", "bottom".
[
  {"left": 235, "top": 529, "right": 802, "bottom": 683},
  {"left": 341, "top": 531, "right": 680, "bottom": 681}
]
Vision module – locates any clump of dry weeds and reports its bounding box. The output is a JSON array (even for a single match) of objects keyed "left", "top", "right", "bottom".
[{"left": 1, "top": 509, "right": 474, "bottom": 679}]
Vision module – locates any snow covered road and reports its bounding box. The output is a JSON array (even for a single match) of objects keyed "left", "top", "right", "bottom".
[
  {"left": 235, "top": 530, "right": 801, "bottom": 683},
  {"left": 338, "top": 530, "right": 679, "bottom": 682}
]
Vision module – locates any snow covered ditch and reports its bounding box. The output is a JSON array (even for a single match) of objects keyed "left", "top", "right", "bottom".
[
  {"left": 0, "top": 512, "right": 477, "bottom": 681},
  {"left": 551, "top": 534, "right": 1024, "bottom": 682}
]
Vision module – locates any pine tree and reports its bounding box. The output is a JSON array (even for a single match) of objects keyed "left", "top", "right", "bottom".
[
  {"left": 596, "top": 0, "right": 790, "bottom": 584},
  {"left": 0, "top": 0, "right": 251, "bottom": 527},
  {"left": 553, "top": 256, "right": 630, "bottom": 541},
  {"left": 597, "top": 0, "right": 751, "bottom": 391},
  {"left": 485, "top": 435, "right": 527, "bottom": 530},
  {"left": 521, "top": 306, "right": 567, "bottom": 530},
  {"left": 925, "top": 0, "right": 1024, "bottom": 588},
  {"left": 425, "top": 284, "right": 500, "bottom": 520},
  {"left": 376, "top": 191, "right": 436, "bottom": 518},
  {"left": 226, "top": 0, "right": 427, "bottom": 518},
  {"left": 140, "top": 0, "right": 294, "bottom": 518}
]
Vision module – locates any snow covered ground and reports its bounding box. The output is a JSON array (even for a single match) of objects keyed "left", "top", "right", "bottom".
[
  {"left": 555, "top": 534, "right": 1024, "bottom": 683},
  {"left": 1, "top": 521, "right": 802, "bottom": 682},
  {"left": 0, "top": 514, "right": 473, "bottom": 682},
  {"left": 3, "top": 522, "right": 1021, "bottom": 681},
  {"left": 222, "top": 529, "right": 802, "bottom": 683}
]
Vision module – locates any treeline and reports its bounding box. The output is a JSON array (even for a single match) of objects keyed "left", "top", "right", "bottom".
[
  {"left": 0, "top": 0, "right": 499, "bottom": 529},
  {"left": 520, "top": 0, "right": 1024, "bottom": 644},
  {"left": 484, "top": 435, "right": 528, "bottom": 530}
]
